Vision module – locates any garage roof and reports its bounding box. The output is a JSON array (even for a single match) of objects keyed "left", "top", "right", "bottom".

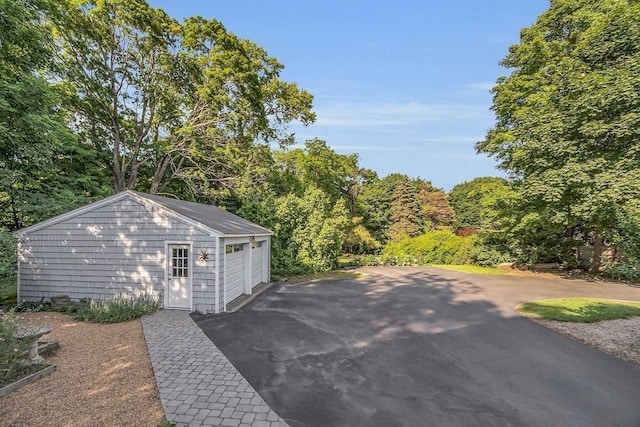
[
  {"left": 136, "top": 192, "right": 272, "bottom": 236},
  {"left": 16, "top": 191, "right": 273, "bottom": 237}
]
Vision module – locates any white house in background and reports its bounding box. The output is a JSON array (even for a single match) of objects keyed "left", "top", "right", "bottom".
[{"left": 15, "top": 191, "right": 272, "bottom": 314}]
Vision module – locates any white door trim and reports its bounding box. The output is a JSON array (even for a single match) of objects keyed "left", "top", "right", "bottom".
[
  {"left": 164, "top": 241, "right": 193, "bottom": 310},
  {"left": 245, "top": 242, "right": 252, "bottom": 295},
  {"left": 215, "top": 236, "right": 220, "bottom": 314}
]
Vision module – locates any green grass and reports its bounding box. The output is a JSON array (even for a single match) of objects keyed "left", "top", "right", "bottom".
[
  {"left": 517, "top": 298, "right": 640, "bottom": 322},
  {"left": 0, "top": 286, "right": 17, "bottom": 306},
  {"left": 279, "top": 270, "right": 368, "bottom": 283},
  {"left": 430, "top": 264, "right": 505, "bottom": 275}
]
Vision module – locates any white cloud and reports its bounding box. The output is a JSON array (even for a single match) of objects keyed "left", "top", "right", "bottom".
[
  {"left": 413, "top": 136, "right": 483, "bottom": 144},
  {"left": 331, "top": 144, "right": 412, "bottom": 152},
  {"left": 312, "top": 101, "right": 491, "bottom": 128},
  {"left": 468, "top": 82, "right": 495, "bottom": 91}
]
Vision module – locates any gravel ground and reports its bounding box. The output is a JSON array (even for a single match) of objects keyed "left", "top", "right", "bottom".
[
  {"left": 535, "top": 316, "right": 640, "bottom": 366},
  {"left": 0, "top": 312, "right": 165, "bottom": 427}
]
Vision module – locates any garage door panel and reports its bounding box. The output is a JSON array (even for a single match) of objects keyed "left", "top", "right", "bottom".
[
  {"left": 226, "top": 250, "right": 245, "bottom": 301},
  {"left": 251, "top": 245, "right": 263, "bottom": 287},
  {"left": 227, "top": 264, "right": 244, "bottom": 275}
]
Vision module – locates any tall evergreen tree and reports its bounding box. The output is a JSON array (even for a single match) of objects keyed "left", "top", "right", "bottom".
[{"left": 389, "top": 179, "right": 423, "bottom": 241}]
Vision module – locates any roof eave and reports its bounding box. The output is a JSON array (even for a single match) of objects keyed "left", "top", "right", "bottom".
[{"left": 222, "top": 232, "right": 274, "bottom": 238}]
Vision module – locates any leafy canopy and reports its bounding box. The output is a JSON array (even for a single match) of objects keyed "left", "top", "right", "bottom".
[{"left": 477, "top": 0, "right": 640, "bottom": 269}]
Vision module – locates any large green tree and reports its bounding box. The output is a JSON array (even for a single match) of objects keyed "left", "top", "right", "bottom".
[
  {"left": 357, "top": 173, "right": 409, "bottom": 243},
  {"left": 0, "top": 0, "right": 107, "bottom": 229},
  {"left": 477, "top": 0, "right": 640, "bottom": 272},
  {"left": 448, "top": 177, "right": 510, "bottom": 232},
  {"left": 51, "top": 0, "right": 314, "bottom": 197},
  {"left": 271, "top": 139, "right": 360, "bottom": 204}
]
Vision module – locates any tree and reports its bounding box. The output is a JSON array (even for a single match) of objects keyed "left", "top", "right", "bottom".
[
  {"left": 271, "top": 139, "right": 361, "bottom": 209},
  {"left": 50, "top": 0, "right": 315, "bottom": 197},
  {"left": 388, "top": 178, "right": 423, "bottom": 241},
  {"left": 478, "top": 0, "right": 640, "bottom": 272},
  {"left": 448, "top": 177, "right": 510, "bottom": 232},
  {"left": 271, "top": 187, "right": 349, "bottom": 274},
  {"left": 0, "top": 0, "right": 103, "bottom": 229},
  {"left": 343, "top": 217, "right": 381, "bottom": 254},
  {"left": 417, "top": 183, "right": 454, "bottom": 229},
  {"left": 357, "top": 173, "right": 409, "bottom": 243}
]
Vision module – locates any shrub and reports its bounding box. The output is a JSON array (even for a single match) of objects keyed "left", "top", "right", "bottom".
[
  {"left": 382, "top": 230, "right": 476, "bottom": 266},
  {"left": 0, "top": 228, "right": 17, "bottom": 303},
  {"left": 605, "top": 262, "right": 640, "bottom": 282},
  {"left": 74, "top": 293, "right": 158, "bottom": 323},
  {"left": 604, "top": 202, "right": 640, "bottom": 282},
  {"left": 0, "top": 311, "right": 38, "bottom": 379},
  {"left": 14, "top": 299, "right": 78, "bottom": 314},
  {"left": 339, "top": 254, "right": 383, "bottom": 268},
  {"left": 468, "top": 231, "right": 514, "bottom": 267}
]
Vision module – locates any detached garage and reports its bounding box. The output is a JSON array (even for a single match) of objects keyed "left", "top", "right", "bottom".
[{"left": 15, "top": 191, "right": 272, "bottom": 314}]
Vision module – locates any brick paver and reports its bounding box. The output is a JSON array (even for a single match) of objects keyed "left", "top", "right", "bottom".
[{"left": 142, "top": 310, "right": 288, "bottom": 427}]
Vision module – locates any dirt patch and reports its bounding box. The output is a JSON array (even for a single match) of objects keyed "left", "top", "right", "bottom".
[
  {"left": 0, "top": 312, "right": 164, "bottom": 427},
  {"left": 535, "top": 316, "right": 640, "bottom": 366}
]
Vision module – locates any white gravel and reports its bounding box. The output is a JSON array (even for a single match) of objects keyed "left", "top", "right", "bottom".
[{"left": 535, "top": 316, "right": 640, "bottom": 365}]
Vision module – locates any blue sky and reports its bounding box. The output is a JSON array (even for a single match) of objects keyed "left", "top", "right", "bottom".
[{"left": 149, "top": 0, "right": 549, "bottom": 191}]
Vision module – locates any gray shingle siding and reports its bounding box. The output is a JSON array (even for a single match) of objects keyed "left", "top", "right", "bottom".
[{"left": 18, "top": 197, "right": 218, "bottom": 311}]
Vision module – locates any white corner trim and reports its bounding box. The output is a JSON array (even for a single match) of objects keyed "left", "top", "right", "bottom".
[
  {"left": 16, "top": 241, "right": 21, "bottom": 302},
  {"left": 223, "top": 244, "right": 227, "bottom": 312},
  {"left": 215, "top": 236, "right": 220, "bottom": 313}
]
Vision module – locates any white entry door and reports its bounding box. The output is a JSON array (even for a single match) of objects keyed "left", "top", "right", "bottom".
[{"left": 167, "top": 244, "right": 190, "bottom": 309}]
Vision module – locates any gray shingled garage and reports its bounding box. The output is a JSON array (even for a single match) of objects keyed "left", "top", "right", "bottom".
[{"left": 15, "top": 191, "right": 272, "bottom": 314}]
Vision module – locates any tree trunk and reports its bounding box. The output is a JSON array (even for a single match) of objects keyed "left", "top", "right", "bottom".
[{"left": 590, "top": 232, "right": 603, "bottom": 274}]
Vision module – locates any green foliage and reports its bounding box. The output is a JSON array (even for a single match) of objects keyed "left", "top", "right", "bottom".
[
  {"left": 448, "top": 177, "right": 510, "bottom": 231},
  {"left": 73, "top": 294, "right": 158, "bottom": 324},
  {"left": 343, "top": 217, "right": 382, "bottom": 255},
  {"left": 50, "top": 0, "right": 314, "bottom": 195},
  {"left": 517, "top": 298, "right": 640, "bottom": 323},
  {"left": 14, "top": 300, "right": 77, "bottom": 314},
  {"left": 339, "top": 254, "right": 383, "bottom": 268},
  {"left": 417, "top": 183, "right": 454, "bottom": 229},
  {"left": 272, "top": 187, "right": 349, "bottom": 274},
  {"left": 357, "top": 173, "right": 408, "bottom": 243},
  {"left": 0, "top": 0, "right": 95, "bottom": 229},
  {"left": 477, "top": 0, "right": 640, "bottom": 271},
  {"left": 468, "top": 231, "right": 515, "bottom": 267},
  {"left": 0, "top": 228, "right": 17, "bottom": 299},
  {"left": 430, "top": 265, "right": 505, "bottom": 275},
  {"left": 382, "top": 230, "right": 475, "bottom": 266},
  {"left": 388, "top": 178, "right": 423, "bottom": 241},
  {"left": 604, "top": 201, "right": 640, "bottom": 281},
  {"left": 272, "top": 139, "right": 360, "bottom": 203},
  {"left": 241, "top": 186, "right": 350, "bottom": 276},
  {"left": 0, "top": 311, "right": 37, "bottom": 379}
]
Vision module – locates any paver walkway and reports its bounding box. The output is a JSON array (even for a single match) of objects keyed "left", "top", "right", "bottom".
[{"left": 142, "top": 310, "right": 288, "bottom": 427}]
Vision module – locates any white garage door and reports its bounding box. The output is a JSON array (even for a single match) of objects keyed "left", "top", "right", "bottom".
[
  {"left": 226, "top": 244, "right": 245, "bottom": 302},
  {"left": 251, "top": 242, "right": 264, "bottom": 287}
]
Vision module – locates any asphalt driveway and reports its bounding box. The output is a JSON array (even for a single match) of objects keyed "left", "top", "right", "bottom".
[{"left": 192, "top": 266, "right": 640, "bottom": 427}]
